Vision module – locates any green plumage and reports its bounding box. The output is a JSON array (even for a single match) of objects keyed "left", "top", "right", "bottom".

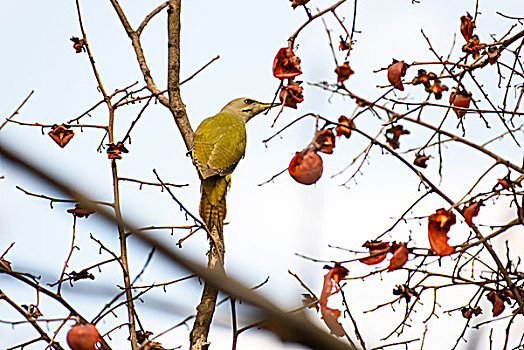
[
  {"left": 192, "top": 98, "right": 276, "bottom": 234},
  {"left": 193, "top": 112, "right": 247, "bottom": 179}
]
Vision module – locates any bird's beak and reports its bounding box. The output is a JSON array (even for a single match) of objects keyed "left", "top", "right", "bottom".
[{"left": 258, "top": 102, "right": 281, "bottom": 109}]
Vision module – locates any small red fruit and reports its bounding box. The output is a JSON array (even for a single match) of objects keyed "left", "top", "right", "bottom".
[
  {"left": 67, "top": 323, "right": 100, "bottom": 350},
  {"left": 288, "top": 150, "right": 323, "bottom": 185}
]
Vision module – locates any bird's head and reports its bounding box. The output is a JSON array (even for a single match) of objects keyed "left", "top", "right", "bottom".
[{"left": 220, "top": 98, "right": 280, "bottom": 123}]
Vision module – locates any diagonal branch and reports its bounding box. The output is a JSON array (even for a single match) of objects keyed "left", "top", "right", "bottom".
[
  {"left": 0, "top": 140, "right": 355, "bottom": 350},
  {"left": 137, "top": 2, "right": 169, "bottom": 37},
  {"left": 109, "top": 0, "right": 194, "bottom": 150}
]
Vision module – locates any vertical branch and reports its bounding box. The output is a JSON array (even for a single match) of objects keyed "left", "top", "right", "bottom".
[
  {"left": 57, "top": 216, "right": 77, "bottom": 295},
  {"left": 189, "top": 226, "right": 225, "bottom": 350},
  {"left": 165, "top": 1, "right": 225, "bottom": 348},
  {"left": 109, "top": 106, "right": 139, "bottom": 350},
  {"left": 74, "top": 1, "right": 139, "bottom": 348},
  {"left": 167, "top": 0, "right": 194, "bottom": 151},
  {"left": 231, "top": 298, "right": 238, "bottom": 350}
]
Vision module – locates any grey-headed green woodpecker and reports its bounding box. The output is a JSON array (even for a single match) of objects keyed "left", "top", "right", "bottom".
[{"left": 192, "top": 98, "right": 278, "bottom": 234}]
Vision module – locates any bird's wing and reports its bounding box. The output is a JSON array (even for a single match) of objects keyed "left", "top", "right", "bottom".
[{"left": 193, "top": 113, "right": 246, "bottom": 178}]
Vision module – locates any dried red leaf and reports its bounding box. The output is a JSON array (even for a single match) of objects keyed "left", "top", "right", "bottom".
[
  {"left": 461, "top": 306, "right": 482, "bottom": 319},
  {"left": 288, "top": 150, "right": 323, "bottom": 185},
  {"left": 136, "top": 330, "right": 154, "bottom": 345},
  {"left": 498, "top": 178, "right": 512, "bottom": 189},
  {"left": 331, "top": 265, "right": 349, "bottom": 285},
  {"left": 69, "top": 269, "right": 95, "bottom": 281},
  {"left": 414, "top": 154, "right": 431, "bottom": 168},
  {"left": 500, "top": 289, "right": 515, "bottom": 300},
  {"left": 359, "top": 241, "right": 390, "bottom": 265},
  {"left": 449, "top": 90, "right": 472, "bottom": 118},
  {"left": 70, "top": 37, "right": 87, "bottom": 53},
  {"left": 21, "top": 304, "right": 42, "bottom": 318},
  {"left": 302, "top": 293, "right": 320, "bottom": 312},
  {"left": 272, "top": 47, "right": 302, "bottom": 79},
  {"left": 460, "top": 13, "right": 475, "bottom": 42},
  {"left": 319, "top": 266, "right": 348, "bottom": 337},
  {"left": 387, "top": 60, "right": 408, "bottom": 91},
  {"left": 67, "top": 204, "right": 95, "bottom": 218},
  {"left": 388, "top": 243, "right": 409, "bottom": 271},
  {"left": 425, "top": 79, "right": 448, "bottom": 100},
  {"left": 291, "top": 0, "right": 310, "bottom": 8},
  {"left": 463, "top": 200, "right": 483, "bottom": 227},
  {"left": 320, "top": 307, "right": 346, "bottom": 337},
  {"left": 428, "top": 208, "right": 456, "bottom": 256},
  {"left": 503, "top": 287, "right": 524, "bottom": 300},
  {"left": 339, "top": 36, "right": 350, "bottom": 51},
  {"left": 496, "top": 177, "right": 521, "bottom": 190},
  {"left": 136, "top": 330, "right": 166, "bottom": 349},
  {"left": 67, "top": 323, "right": 100, "bottom": 350},
  {"left": 107, "top": 142, "right": 129, "bottom": 160},
  {"left": 335, "top": 116, "right": 354, "bottom": 138},
  {"left": 335, "top": 62, "right": 354, "bottom": 83},
  {"left": 462, "top": 35, "right": 485, "bottom": 60},
  {"left": 279, "top": 82, "right": 304, "bottom": 109},
  {"left": 412, "top": 69, "right": 437, "bottom": 89},
  {"left": 487, "top": 46, "right": 501, "bottom": 65},
  {"left": 393, "top": 284, "right": 419, "bottom": 303},
  {"left": 313, "top": 129, "right": 336, "bottom": 154},
  {"left": 487, "top": 291, "right": 510, "bottom": 317},
  {"left": 48, "top": 124, "right": 75, "bottom": 148},
  {"left": 385, "top": 125, "right": 410, "bottom": 149}
]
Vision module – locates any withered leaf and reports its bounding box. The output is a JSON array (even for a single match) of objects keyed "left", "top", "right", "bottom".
[
  {"left": 335, "top": 62, "right": 354, "bottom": 83},
  {"left": 48, "top": 124, "right": 75, "bottom": 148},
  {"left": 359, "top": 241, "right": 390, "bottom": 265},
  {"left": 463, "top": 200, "right": 483, "bottom": 227},
  {"left": 487, "top": 291, "right": 510, "bottom": 317},
  {"left": 107, "top": 142, "right": 129, "bottom": 160},
  {"left": 425, "top": 79, "right": 448, "bottom": 100},
  {"left": 291, "top": 0, "right": 310, "bottom": 9},
  {"left": 393, "top": 284, "right": 419, "bottom": 303},
  {"left": 319, "top": 265, "right": 348, "bottom": 337},
  {"left": 428, "top": 208, "right": 456, "bottom": 256},
  {"left": 461, "top": 306, "right": 482, "bottom": 319},
  {"left": 67, "top": 204, "right": 95, "bottom": 218},
  {"left": 313, "top": 129, "right": 336, "bottom": 154},
  {"left": 70, "top": 36, "right": 86, "bottom": 53},
  {"left": 449, "top": 90, "right": 472, "bottom": 118},
  {"left": 302, "top": 293, "right": 319, "bottom": 312},
  {"left": 69, "top": 269, "right": 95, "bottom": 281},
  {"left": 279, "top": 82, "right": 304, "bottom": 109},
  {"left": 273, "top": 47, "right": 302, "bottom": 79},
  {"left": 387, "top": 60, "right": 408, "bottom": 91},
  {"left": 385, "top": 125, "right": 410, "bottom": 149},
  {"left": 460, "top": 13, "right": 475, "bottom": 42},
  {"left": 388, "top": 243, "right": 409, "bottom": 271},
  {"left": 414, "top": 154, "right": 431, "bottom": 168},
  {"left": 335, "top": 116, "right": 355, "bottom": 138},
  {"left": 412, "top": 69, "right": 437, "bottom": 89}
]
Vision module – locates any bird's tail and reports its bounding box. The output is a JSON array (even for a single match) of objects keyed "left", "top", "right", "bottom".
[{"left": 199, "top": 175, "right": 230, "bottom": 236}]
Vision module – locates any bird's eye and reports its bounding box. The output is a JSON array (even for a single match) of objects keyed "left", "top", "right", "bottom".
[{"left": 244, "top": 99, "right": 255, "bottom": 105}]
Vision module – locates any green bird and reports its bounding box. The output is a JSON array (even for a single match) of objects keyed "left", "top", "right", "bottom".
[{"left": 192, "top": 98, "right": 277, "bottom": 235}]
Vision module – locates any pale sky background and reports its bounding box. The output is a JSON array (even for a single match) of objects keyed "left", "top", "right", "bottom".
[{"left": 1, "top": 1, "right": 524, "bottom": 349}]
